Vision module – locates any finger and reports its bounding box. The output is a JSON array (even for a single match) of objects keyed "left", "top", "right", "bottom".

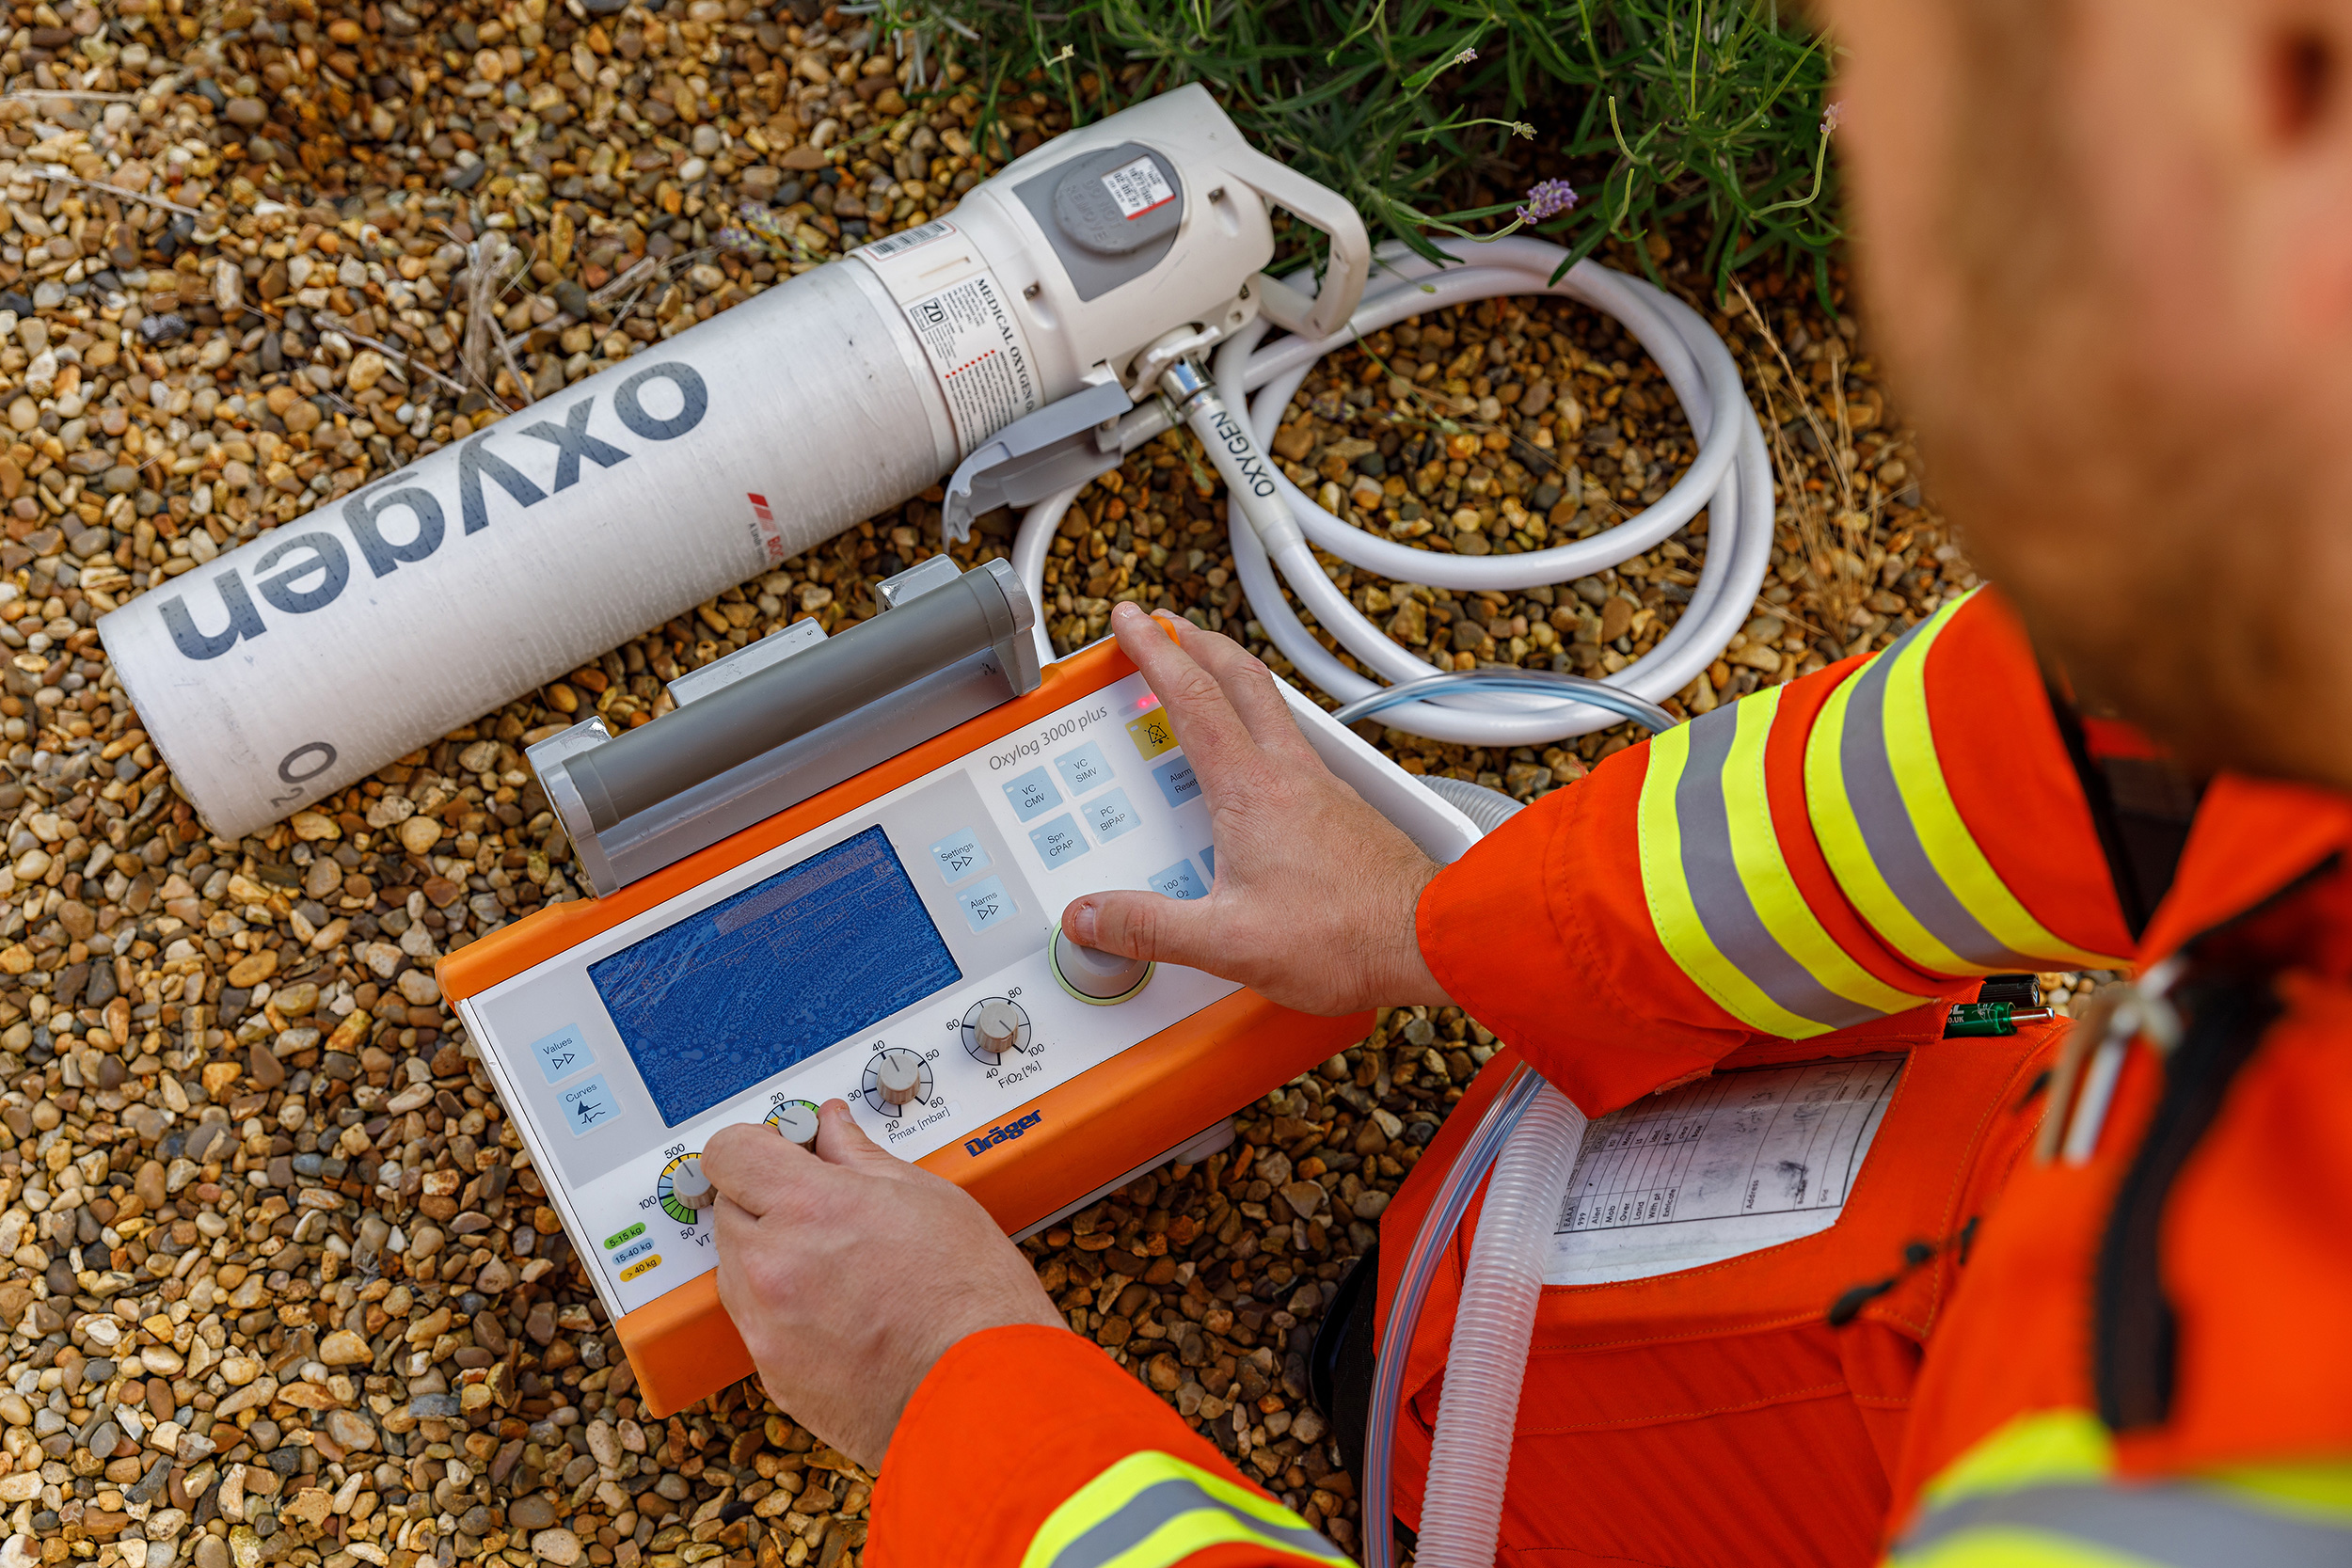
[
  {"left": 702, "top": 1119, "right": 814, "bottom": 1218},
  {"left": 1110, "top": 602, "right": 1263, "bottom": 786},
  {"left": 1062, "top": 886, "right": 1224, "bottom": 968},
  {"left": 812, "top": 1098, "right": 901, "bottom": 1170},
  {"left": 1167, "top": 611, "right": 1323, "bottom": 765}
]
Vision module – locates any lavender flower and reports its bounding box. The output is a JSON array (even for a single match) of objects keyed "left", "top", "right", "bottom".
[
  {"left": 1452, "top": 46, "right": 1476, "bottom": 66},
  {"left": 1517, "top": 179, "right": 1578, "bottom": 225},
  {"left": 1820, "top": 101, "right": 1844, "bottom": 135}
]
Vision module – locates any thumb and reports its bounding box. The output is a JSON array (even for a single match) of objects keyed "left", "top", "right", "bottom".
[
  {"left": 813, "top": 1098, "right": 900, "bottom": 1170},
  {"left": 1063, "top": 888, "right": 1222, "bottom": 970}
]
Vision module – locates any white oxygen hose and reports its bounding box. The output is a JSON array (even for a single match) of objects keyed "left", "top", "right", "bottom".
[{"left": 1009, "top": 239, "right": 1774, "bottom": 742}]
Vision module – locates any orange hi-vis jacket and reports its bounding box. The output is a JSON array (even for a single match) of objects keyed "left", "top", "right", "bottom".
[{"left": 868, "top": 589, "right": 2352, "bottom": 1568}]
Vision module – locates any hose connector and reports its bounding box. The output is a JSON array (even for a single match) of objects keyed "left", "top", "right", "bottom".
[{"left": 1161, "top": 359, "right": 1307, "bottom": 555}]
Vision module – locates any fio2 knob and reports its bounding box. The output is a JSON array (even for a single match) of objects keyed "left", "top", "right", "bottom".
[{"left": 974, "top": 999, "right": 1025, "bottom": 1053}]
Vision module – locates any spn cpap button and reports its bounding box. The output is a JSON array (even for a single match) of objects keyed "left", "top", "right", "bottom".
[{"left": 1029, "top": 815, "right": 1089, "bottom": 869}]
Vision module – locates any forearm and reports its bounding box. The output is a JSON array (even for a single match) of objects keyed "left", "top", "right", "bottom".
[{"left": 869, "top": 1325, "right": 1348, "bottom": 1568}]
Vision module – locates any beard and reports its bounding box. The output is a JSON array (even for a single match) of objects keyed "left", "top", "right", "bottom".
[{"left": 1862, "top": 0, "right": 2352, "bottom": 788}]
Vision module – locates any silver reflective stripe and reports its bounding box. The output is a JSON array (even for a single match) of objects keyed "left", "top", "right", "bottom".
[
  {"left": 1898, "top": 1481, "right": 2352, "bottom": 1567},
  {"left": 1836, "top": 621, "right": 2045, "bottom": 971},
  {"left": 1045, "top": 1476, "right": 1341, "bottom": 1568},
  {"left": 1676, "top": 705, "right": 1882, "bottom": 1032}
]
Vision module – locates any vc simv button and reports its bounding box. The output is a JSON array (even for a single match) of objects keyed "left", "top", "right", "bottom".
[
  {"left": 1028, "top": 815, "right": 1089, "bottom": 869},
  {"left": 1003, "top": 768, "right": 1062, "bottom": 822},
  {"left": 1050, "top": 923, "right": 1152, "bottom": 1004},
  {"left": 1054, "top": 740, "right": 1113, "bottom": 795}
]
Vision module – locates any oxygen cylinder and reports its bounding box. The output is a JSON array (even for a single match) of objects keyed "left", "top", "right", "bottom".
[{"left": 98, "top": 84, "right": 1370, "bottom": 840}]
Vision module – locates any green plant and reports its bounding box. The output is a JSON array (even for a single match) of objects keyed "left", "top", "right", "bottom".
[{"left": 860, "top": 0, "right": 1840, "bottom": 298}]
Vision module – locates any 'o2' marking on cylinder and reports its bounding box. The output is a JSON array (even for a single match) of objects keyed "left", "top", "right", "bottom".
[
  {"left": 278, "top": 742, "right": 336, "bottom": 784},
  {"left": 268, "top": 740, "right": 337, "bottom": 808}
]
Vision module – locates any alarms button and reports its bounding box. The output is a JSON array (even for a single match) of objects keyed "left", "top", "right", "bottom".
[{"left": 1051, "top": 924, "right": 1153, "bottom": 1005}]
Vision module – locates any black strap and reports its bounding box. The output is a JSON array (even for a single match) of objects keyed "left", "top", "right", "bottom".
[
  {"left": 2091, "top": 974, "right": 2278, "bottom": 1431},
  {"left": 2043, "top": 685, "right": 2202, "bottom": 941}
]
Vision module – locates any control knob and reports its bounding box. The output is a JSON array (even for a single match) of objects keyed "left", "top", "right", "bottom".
[
  {"left": 764, "top": 1099, "right": 821, "bottom": 1148},
  {"left": 962, "top": 997, "right": 1031, "bottom": 1062},
  {"left": 860, "top": 1047, "right": 933, "bottom": 1117},
  {"left": 1051, "top": 925, "right": 1153, "bottom": 1004}
]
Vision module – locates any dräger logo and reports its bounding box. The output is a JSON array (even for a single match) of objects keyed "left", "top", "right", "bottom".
[
  {"left": 150, "top": 360, "right": 710, "bottom": 661},
  {"left": 964, "top": 1110, "right": 1042, "bottom": 1157}
]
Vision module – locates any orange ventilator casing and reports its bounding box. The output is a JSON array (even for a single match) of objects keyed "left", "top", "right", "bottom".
[{"left": 439, "top": 639, "right": 1478, "bottom": 1418}]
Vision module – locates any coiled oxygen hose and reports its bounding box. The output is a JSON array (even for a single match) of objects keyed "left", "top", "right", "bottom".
[{"left": 1010, "top": 238, "right": 1773, "bottom": 743}]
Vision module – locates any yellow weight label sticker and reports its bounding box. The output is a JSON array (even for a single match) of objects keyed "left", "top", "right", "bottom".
[
  {"left": 620, "top": 1254, "right": 661, "bottom": 1282},
  {"left": 1126, "top": 707, "right": 1176, "bottom": 760}
]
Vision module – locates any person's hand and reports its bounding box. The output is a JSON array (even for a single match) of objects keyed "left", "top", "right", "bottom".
[
  {"left": 701, "top": 1101, "right": 1064, "bottom": 1470},
  {"left": 1061, "top": 602, "right": 1453, "bottom": 1015}
]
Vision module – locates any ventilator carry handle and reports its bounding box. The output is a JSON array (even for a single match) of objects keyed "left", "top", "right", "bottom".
[{"left": 1221, "top": 146, "right": 1371, "bottom": 341}]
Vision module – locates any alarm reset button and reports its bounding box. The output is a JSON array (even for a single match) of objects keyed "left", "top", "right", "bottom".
[{"left": 1051, "top": 925, "right": 1153, "bottom": 1004}]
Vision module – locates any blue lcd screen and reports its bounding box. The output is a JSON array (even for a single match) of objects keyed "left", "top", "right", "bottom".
[{"left": 588, "top": 826, "right": 961, "bottom": 1126}]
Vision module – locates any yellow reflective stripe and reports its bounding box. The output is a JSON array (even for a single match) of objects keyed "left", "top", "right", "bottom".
[
  {"left": 1806, "top": 594, "right": 2127, "bottom": 975},
  {"left": 1807, "top": 637, "right": 1957, "bottom": 973},
  {"left": 1919, "top": 1410, "right": 2117, "bottom": 1512},
  {"left": 1638, "top": 714, "right": 1828, "bottom": 1038},
  {"left": 2208, "top": 1462, "right": 2352, "bottom": 1524},
  {"left": 1021, "top": 1451, "right": 1351, "bottom": 1568},
  {"left": 1719, "top": 689, "right": 1927, "bottom": 1018},
  {"left": 1878, "top": 603, "right": 2126, "bottom": 972},
  {"left": 1891, "top": 1525, "right": 2170, "bottom": 1568}
]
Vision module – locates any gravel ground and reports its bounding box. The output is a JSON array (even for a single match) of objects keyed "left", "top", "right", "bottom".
[{"left": 0, "top": 3, "right": 2013, "bottom": 1566}]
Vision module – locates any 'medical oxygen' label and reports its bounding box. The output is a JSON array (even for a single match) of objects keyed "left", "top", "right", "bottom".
[{"left": 899, "top": 274, "right": 1040, "bottom": 451}]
